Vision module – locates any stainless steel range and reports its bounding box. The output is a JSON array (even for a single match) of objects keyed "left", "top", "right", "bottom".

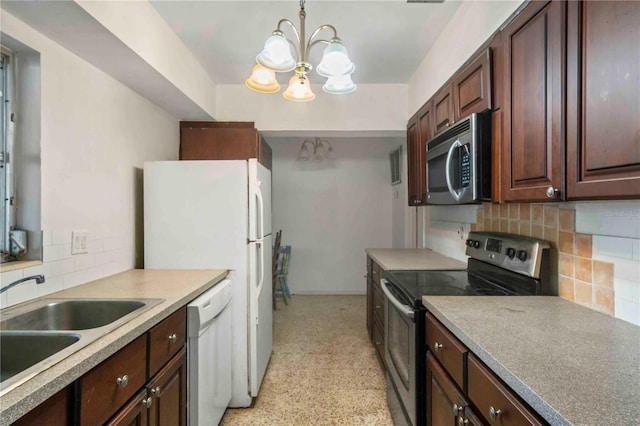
[{"left": 381, "top": 232, "right": 553, "bottom": 426}]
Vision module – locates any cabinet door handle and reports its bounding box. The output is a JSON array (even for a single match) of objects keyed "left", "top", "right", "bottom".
[
  {"left": 168, "top": 334, "right": 178, "bottom": 343},
  {"left": 489, "top": 406, "right": 502, "bottom": 421},
  {"left": 151, "top": 386, "right": 161, "bottom": 396},
  {"left": 142, "top": 397, "right": 153, "bottom": 408},
  {"left": 546, "top": 187, "right": 560, "bottom": 198},
  {"left": 452, "top": 404, "right": 462, "bottom": 415},
  {"left": 116, "top": 375, "right": 129, "bottom": 388},
  {"left": 434, "top": 342, "right": 443, "bottom": 351}
]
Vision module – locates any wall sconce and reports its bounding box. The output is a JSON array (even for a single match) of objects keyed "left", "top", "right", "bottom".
[{"left": 296, "top": 137, "right": 335, "bottom": 161}]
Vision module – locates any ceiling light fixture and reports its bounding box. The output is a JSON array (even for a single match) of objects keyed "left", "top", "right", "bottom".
[
  {"left": 245, "top": 0, "right": 356, "bottom": 102},
  {"left": 296, "top": 138, "right": 335, "bottom": 161}
]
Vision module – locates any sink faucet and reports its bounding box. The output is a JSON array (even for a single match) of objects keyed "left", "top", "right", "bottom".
[{"left": 0, "top": 274, "right": 46, "bottom": 294}]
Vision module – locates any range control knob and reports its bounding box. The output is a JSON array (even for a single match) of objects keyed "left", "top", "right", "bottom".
[
  {"left": 506, "top": 248, "right": 516, "bottom": 259},
  {"left": 466, "top": 239, "right": 474, "bottom": 247},
  {"left": 517, "top": 250, "right": 528, "bottom": 262},
  {"left": 473, "top": 240, "right": 481, "bottom": 248}
]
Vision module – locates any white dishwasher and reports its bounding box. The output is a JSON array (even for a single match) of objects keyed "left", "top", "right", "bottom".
[{"left": 187, "top": 278, "right": 232, "bottom": 426}]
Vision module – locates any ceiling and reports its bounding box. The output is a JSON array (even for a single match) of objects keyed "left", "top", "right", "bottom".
[
  {"left": 0, "top": 0, "right": 463, "bottom": 133},
  {"left": 149, "top": 0, "right": 463, "bottom": 85}
]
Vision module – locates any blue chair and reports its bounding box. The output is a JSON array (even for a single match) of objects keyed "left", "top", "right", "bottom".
[{"left": 275, "top": 245, "right": 291, "bottom": 305}]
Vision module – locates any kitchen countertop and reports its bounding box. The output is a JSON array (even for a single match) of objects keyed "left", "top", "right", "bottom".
[
  {"left": 366, "top": 248, "right": 467, "bottom": 271},
  {"left": 422, "top": 296, "right": 640, "bottom": 426},
  {"left": 0, "top": 268, "right": 228, "bottom": 425}
]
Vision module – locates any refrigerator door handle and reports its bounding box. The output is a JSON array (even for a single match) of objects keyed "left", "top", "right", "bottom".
[
  {"left": 256, "top": 180, "right": 265, "bottom": 239},
  {"left": 255, "top": 239, "right": 265, "bottom": 300}
]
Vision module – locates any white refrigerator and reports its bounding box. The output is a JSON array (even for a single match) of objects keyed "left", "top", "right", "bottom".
[{"left": 144, "top": 159, "right": 273, "bottom": 408}]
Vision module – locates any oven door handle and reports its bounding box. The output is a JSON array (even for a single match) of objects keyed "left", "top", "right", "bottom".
[{"left": 380, "top": 279, "right": 414, "bottom": 320}]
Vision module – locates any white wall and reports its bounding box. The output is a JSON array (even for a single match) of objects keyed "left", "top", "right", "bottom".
[
  {"left": 270, "top": 137, "right": 397, "bottom": 294},
  {"left": 408, "top": 0, "right": 524, "bottom": 113},
  {"left": 216, "top": 84, "right": 408, "bottom": 133},
  {"left": 0, "top": 12, "right": 179, "bottom": 308}
]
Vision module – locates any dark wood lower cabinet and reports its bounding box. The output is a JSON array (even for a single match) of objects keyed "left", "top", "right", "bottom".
[
  {"left": 105, "top": 390, "right": 149, "bottom": 426},
  {"left": 468, "top": 354, "right": 545, "bottom": 425},
  {"left": 426, "top": 353, "right": 467, "bottom": 426},
  {"left": 12, "top": 386, "right": 72, "bottom": 426},
  {"left": 147, "top": 348, "right": 187, "bottom": 426}
]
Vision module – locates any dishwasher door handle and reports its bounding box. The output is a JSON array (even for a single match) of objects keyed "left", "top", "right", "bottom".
[{"left": 380, "top": 278, "right": 414, "bottom": 320}]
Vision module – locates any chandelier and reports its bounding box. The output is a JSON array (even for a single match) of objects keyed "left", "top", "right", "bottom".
[
  {"left": 245, "top": 0, "right": 356, "bottom": 102},
  {"left": 297, "top": 138, "right": 335, "bottom": 161}
]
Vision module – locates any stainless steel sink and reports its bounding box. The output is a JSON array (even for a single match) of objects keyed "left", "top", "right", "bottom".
[
  {"left": 0, "top": 332, "right": 81, "bottom": 383},
  {"left": 0, "top": 297, "right": 163, "bottom": 396},
  {"left": 1, "top": 300, "right": 146, "bottom": 330}
]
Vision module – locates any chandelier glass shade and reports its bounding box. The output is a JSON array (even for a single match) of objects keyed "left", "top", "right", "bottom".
[
  {"left": 245, "top": 0, "right": 356, "bottom": 102},
  {"left": 245, "top": 64, "right": 281, "bottom": 93},
  {"left": 297, "top": 137, "right": 334, "bottom": 161}
]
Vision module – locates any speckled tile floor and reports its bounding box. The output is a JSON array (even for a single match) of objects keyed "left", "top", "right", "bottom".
[{"left": 220, "top": 295, "right": 393, "bottom": 426}]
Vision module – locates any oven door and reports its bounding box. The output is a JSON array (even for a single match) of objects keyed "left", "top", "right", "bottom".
[{"left": 381, "top": 278, "right": 416, "bottom": 426}]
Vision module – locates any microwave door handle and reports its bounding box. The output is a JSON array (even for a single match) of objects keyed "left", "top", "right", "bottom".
[
  {"left": 445, "top": 139, "right": 463, "bottom": 202},
  {"left": 380, "top": 279, "right": 414, "bottom": 320}
]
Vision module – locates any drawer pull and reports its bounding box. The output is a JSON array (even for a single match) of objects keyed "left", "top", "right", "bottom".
[
  {"left": 458, "top": 418, "right": 469, "bottom": 426},
  {"left": 489, "top": 406, "right": 502, "bottom": 421},
  {"left": 168, "top": 334, "right": 178, "bottom": 343},
  {"left": 116, "top": 375, "right": 129, "bottom": 388},
  {"left": 434, "top": 342, "right": 443, "bottom": 351},
  {"left": 142, "top": 397, "right": 153, "bottom": 408},
  {"left": 151, "top": 386, "right": 161, "bottom": 396},
  {"left": 375, "top": 304, "right": 381, "bottom": 310},
  {"left": 452, "top": 404, "right": 462, "bottom": 415},
  {"left": 375, "top": 339, "right": 382, "bottom": 346}
]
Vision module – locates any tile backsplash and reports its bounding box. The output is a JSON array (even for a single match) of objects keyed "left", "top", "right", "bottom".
[
  {"left": 471, "top": 203, "right": 639, "bottom": 325},
  {"left": 0, "top": 229, "right": 134, "bottom": 308}
]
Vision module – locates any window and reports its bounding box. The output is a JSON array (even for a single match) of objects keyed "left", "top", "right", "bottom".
[
  {"left": 0, "top": 37, "right": 42, "bottom": 264},
  {"left": 390, "top": 146, "right": 402, "bottom": 186},
  {"left": 1, "top": 51, "right": 14, "bottom": 262}
]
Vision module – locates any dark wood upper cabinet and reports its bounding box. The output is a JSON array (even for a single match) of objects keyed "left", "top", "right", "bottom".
[
  {"left": 500, "top": 0, "right": 566, "bottom": 202},
  {"left": 433, "top": 83, "right": 455, "bottom": 135},
  {"left": 453, "top": 48, "right": 492, "bottom": 121},
  {"left": 180, "top": 121, "right": 272, "bottom": 170},
  {"left": 566, "top": 0, "right": 640, "bottom": 199},
  {"left": 407, "top": 101, "right": 434, "bottom": 206},
  {"left": 407, "top": 114, "right": 421, "bottom": 206}
]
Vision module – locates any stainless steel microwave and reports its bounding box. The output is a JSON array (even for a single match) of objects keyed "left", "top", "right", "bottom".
[{"left": 425, "top": 112, "right": 492, "bottom": 204}]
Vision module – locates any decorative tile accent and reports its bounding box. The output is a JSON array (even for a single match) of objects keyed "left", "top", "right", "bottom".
[
  {"left": 593, "top": 260, "right": 614, "bottom": 289},
  {"left": 595, "top": 287, "right": 615, "bottom": 316},
  {"left": 558, "top": 232, "right": 574, "bottom": 254},
  {"left": 509, "top": 204, "right": 519, "bottom": 220},
  {"left": 559, "top": 276, "right": 575, "bottom": 301},
  {"left": 560, "top": 253, "right": 575, "bottom": 277},
  {"left": 575, "top": 234, "right": 593, "bottom": 258},
  {"left": 559, "top": 209, "right": 576, "bottom": 232},
  {"left": 468, "top": 202, "right": 634, "bottom": 321},
  {"left": 543, "top": 205, "right": 558, "bottom": 227},
  {"left": 575, "top": 280, "right": 594, "bottom": 306},
  {"left": 575, "top": 257, "right": 593, "bottom": 283}
]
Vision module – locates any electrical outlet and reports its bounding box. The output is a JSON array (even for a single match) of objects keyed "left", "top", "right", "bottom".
[{"left": 72, "top": 231, "right": 89, "bottom": 255}]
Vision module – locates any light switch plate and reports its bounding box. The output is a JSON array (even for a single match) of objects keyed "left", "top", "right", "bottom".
[{"left": 71, "top": 231, "right": 89, "bottom": 255}]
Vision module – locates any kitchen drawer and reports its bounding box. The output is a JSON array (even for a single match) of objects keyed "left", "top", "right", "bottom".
[
  {"left": 468, "top": 354, "right": 546, "bottom": 425},
  {"left": 373, "top": 320, "right": 385, "bottom": 365},
  {"left": 78, "top": 334, "right": 147, "bottom": 425},
  {"left": 373, "top": 281, "right": 385, "bottom": 326},
  {"left": 426, "top": 312, "right": 467, "bottom": 389},
  {"left": 149, "top": 306, "right": 187, "bottom": 378}
]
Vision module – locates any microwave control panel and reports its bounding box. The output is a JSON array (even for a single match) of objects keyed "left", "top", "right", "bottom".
[{"left": 460, "top": 143, "right": 471, "bottom": 188}]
